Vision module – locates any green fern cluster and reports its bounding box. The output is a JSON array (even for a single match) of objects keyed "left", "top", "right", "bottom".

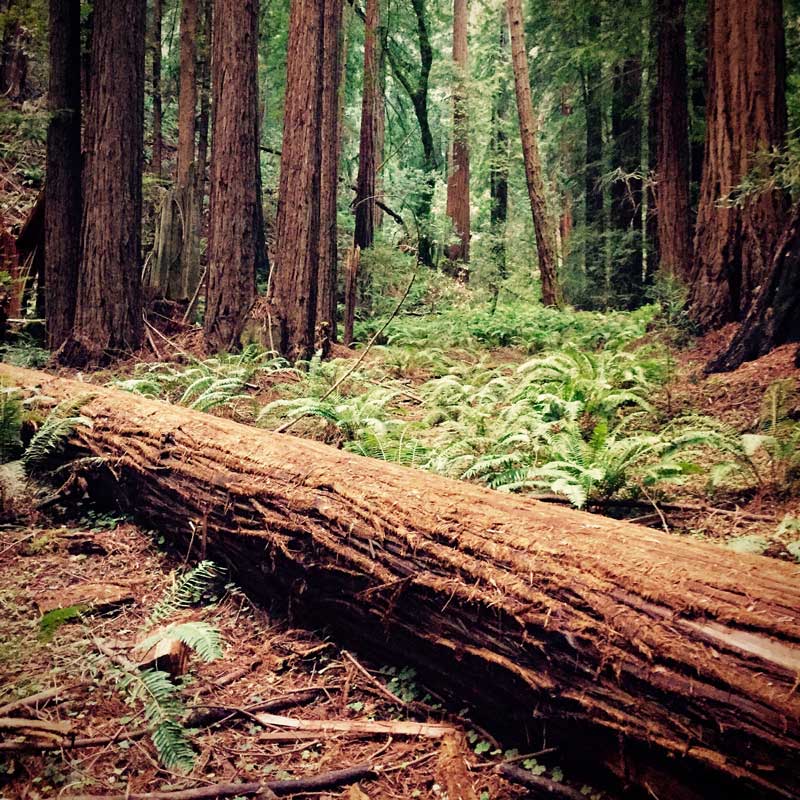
[{"left": 22, "top": 396, "right": 93, "bottom": 474}]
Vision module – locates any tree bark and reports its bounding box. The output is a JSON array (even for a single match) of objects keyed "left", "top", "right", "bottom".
[
  {"left": 505, "top": 0, "right": 560, "bottom": 307},
  {"left": 44, "top": 0, "right": 81, "bottom": 351},
  {"left": 609, "top": 57, "right": 644, "bottom": 309},
  {"left": 707, "top": 201, "right": 800, "bottom": 372},
  {"left": 354, "top": 0, "right": 379, "bottom": 253},
  {"left": 5, "top": 363, "right": 800, "bottom": 800},
  {"left": 690, "top": 0, "right": 787, "bottom": 330},
  {"left": 316, "top": 0, "right": 345, "bottom": 349},
  {"left": 151, "top": 0, "right": 163, "bottom": 177},
  {"left": 653, "top": 0, "right": 690, "bottom": 280},
  {"left": 59, "top": 0, "right": 145, "bottom": 366},
  {"left": 258, "top": 0, "right": 323, "bottom": 361},
  {"left": 445, "top": 0, "right": 470, "bottom": 270},
  {"left": 0, "top": 8, "right": 29, "bottom": 101},
  {"left": 583, "top": 53, "right": 605, "bottom": 307},
  {"left": 204, "top": 0, "right": 264, "bottom": 352}
]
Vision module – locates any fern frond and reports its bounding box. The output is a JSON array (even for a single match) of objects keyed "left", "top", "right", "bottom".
[{"left": 150, "top": 561, "right": 222, "bottom": 623}]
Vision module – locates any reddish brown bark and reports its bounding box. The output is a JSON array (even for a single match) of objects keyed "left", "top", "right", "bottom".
[
  {"left": 445, "top": 0, "right": 470, "bottom": 269},
  {"left": 316, "top": 0, "right": 345, "bottom": 348},
  {"left": 204, "top": 0, "right": 264, "bottom": 352},
  {"left": 60, "top": 0, "right": 145, "bottom": 366},
  {"left": 690, "top": 0, "right": 787, "bottom": 330},
  {"left": 196, "top": 0, "right": 211, "bottom": 192},
  {"left": 261, "top": 0, "right": 323, "bottom": 360},
  {"left": 44, "top": 0, "right": 81, "bottom": 351},
  {"left": 6, "top": 363, "right": 800, "bottom": 800},
  {"left": 653, "top": 0, "right": 690, "bottom": 280},
  {"left": 151, "top": 0, "right": 163, "bottom": 177},
  {"left": 354, "top": 0, "right": 379, "bottom": 253},
  {"left": 506, "top": 0, "right": 560, "bottom": 307}
]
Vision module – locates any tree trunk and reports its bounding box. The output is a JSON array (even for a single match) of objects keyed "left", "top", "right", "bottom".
[
  {"left": 59, "top": 0, "right": 145, "bottom": 366},
  {"left": 0, "top": 9, "right": 29, "bottom": 100},
  {"left": 195, "top": 0, "right": 211, "bottom": 197},
  {"left": 707, "top": 202, "right": 800, "bottom": 372},
  {"left": 489, "top": 10, "right": 509, "bottom": 283},
  {"left": 204, "top": 0, "right": 264, "bottom": 352},
  {"left": 653, "top": 0, "right": 690, "bottom": 280},
  {"left": 505, "top": 0, "right": 560, "bottom": 307},
  {"left": 445, "top": 0, "right": 470, "bottom": 270},
  {"left": 257, "top": 0, "right": 323, "bottom": 361},
  {"left": 354, "top": 0, "right": 379, "bottom": 253},
  {"left": 5, "top": 363, "right": 800, "bottom": 800},
  {"left": 151, "top": 0, "right": 163, "bottom": 177},
  {"left": 609, "top": 57, "right": 644, "bottom": 309},
  {"left": 44, "top": 0, "right": 81, "bottom": 351},
  {"left": 316, "top": 0, "right": 345, "bottom": 349},
  {"left": 690, "top": 0, "right": 787, "bottom": 330}
]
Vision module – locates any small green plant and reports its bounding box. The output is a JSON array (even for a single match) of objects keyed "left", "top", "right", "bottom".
[
  {"left": 0, "top": 385, "right": 22, "bottom": 462},
  {"left": 22, "top": 396, "right": 93, "bottom": 474}
]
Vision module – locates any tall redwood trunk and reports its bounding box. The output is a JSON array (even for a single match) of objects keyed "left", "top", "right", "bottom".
[
  {"left": 60, "top": 0, "right": 145, "bottom": 365},
  {"left": 506, "top": 0, "right": 560, "bottom": 307},
  {"left": 609, "top": 57, "right": 644, "bottom": 309},
  {"left": 151, "top": 0, "right": 163, "bottom": 177},
  {"left": 261, "top": 0, "right": 323, "bottom": 360},
  {"left": 196, "top": 0, "right": 211, "bottom": 194},
  {"left": 204, "top": 0, "right": 264, "bottom": 351},
  {"left": 583, "top": 50, "right": 605, "bottom": 304},
  {"left": 45, "top": 0, "right": 81, "bottom": 351},
  {"left": 354, "top": 0, "right": 379, "bottom": 253},
  {"left": 445, "top": 0, "right": 470, "bottom": 269},
  {"left": 489, "top": 9, "right": 509, "bottom": 282},
  {"left": 690, "top": 0, "right": 787, "bottom": 330},
  {"left": 0, "top": 5, "right": 29, "bottom": 101},
  {"left": 654, "top": 0, "right": 690, "bottom": 279},
  {"left": 316, "top": 0, "right": 345, "bottom": 348}
]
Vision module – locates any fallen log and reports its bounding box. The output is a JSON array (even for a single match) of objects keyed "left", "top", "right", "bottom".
[{"left": 4, "top": 365, "right": 800, "bottom": 800}]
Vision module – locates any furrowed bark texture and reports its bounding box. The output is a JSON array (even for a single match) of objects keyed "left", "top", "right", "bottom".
[
  {"left": 690, "top": 0, "right": 787, "bottom": 330},
  {"left": 316, "top": 0, "right": 345, "bottom": 347},
  {"left": 61, "top": 0, "right": 145, "bottom": 365},
  {"left": 261, "top": 0, "right": 323, "bottom": 361},
  {"left": 445, "top": 0, "right": 470, "bottom": 268},
  {"left": 45, "top": 0, "right": 81, "bottom": 351},
  {"left": 654, "top": 0, "right": 690, "bottom": 280},
  {"left": 205, "top": 0, "right": 264, "bottom": 351},
  {"left": 506, "top": 0, "right": 560, "bottom": 307},
  {"left": 5, "top": 365, "right": 799, "bottom": 800}
]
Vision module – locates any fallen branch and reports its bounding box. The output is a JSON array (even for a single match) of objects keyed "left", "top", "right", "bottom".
[
  {"left": 498, "top": 763, "right": 586, "bottom": 800},
  {"left": 61, "top": 763, "right": 375, "bottom": 799},
  {"left": 0, "top": 717, "right": 72, "bottom": 737},
  {"left": 184, "top": 688, "right": 320, "bottom": 728},
  {"left": 0, "top": 683, "right": 86, "bottom": 717},
  {"left": 255, "top": 713, "right": 453, "bottom": 739},
  {"left": 342, "top": 650, "right": 407, "bottom": 707}
]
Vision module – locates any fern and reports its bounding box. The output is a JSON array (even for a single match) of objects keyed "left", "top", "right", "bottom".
[
  {"left": 150, "top": 560, "right": 222, "bottom": 623},
  {"left": 137, "top": 621, "right": 223, "bottom": 663},
  {"left": 22, "top": 396, "right": 93, "bottom": 474},
  {"left": 0, "top": 385, "right": 22, "bottom": 463}
]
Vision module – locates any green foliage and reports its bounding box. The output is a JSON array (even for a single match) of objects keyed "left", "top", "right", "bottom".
[
  {"left": 38, "top": 605, "right": 87, "bottom": 642},
  {"left": 137, "top": 621, "right": 223, "bottom": 664},
  {"left": 0, "top": 385, "right": 22, "bottom": 463},
  {"left": 22, "top": 396, "right": 93, "bottom": 474},
  {"left": 149, "top": 560, "right": 223, "bottom": 623}
]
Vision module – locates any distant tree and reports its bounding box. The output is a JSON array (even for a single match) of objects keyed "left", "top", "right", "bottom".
[
  {"left": 0, "top": 1, "right": 30, "bottom": 100},
  {"left": 61, "top": 0, "right": 146, "bottom": 365},
  {"left": 609, "top": 56, "right": 644, "bottom": 309},
  {"left": 316, "top": 0, "right": 345, "bottom": 346},
  {"left": 196, "top": 0, "right": 211, "bottom": 192},
  {"left": 262, "top": 0, "right": 323, "bottom": 360},
  {"left": 690, "top": 0, "right": 787, "bottom": 329},
  {"left": 489, "top": 8, "right": 509, "bottom": 282},
  {"left": 506, "top": 0, "right": 560, "bottom": 307},
  {"left": 151, "top": 0, "right": 163, "bottom": 176},
  {"left": 445, "top": 0, "right": 470, "bottom": 270},
  {"left": 204, "top": 0, "right": 265, "bottom": 351},
  {"left": 653, "top": 0, "right": 691, "bottom": 280},
  {"left": 354, "top": 0, "right": 379, "bottom": 253},
  {"left": 45, "top": 0, "right": 81, "bottom": 351}
]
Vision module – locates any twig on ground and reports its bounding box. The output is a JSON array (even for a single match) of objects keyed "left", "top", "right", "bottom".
[
  {"left": 254, "top": 713, "right": 453, "bottom": 738},
  {"left": 498, "top": 763, "right": 587, "bottom": 800},
  {"left": 341, "top": 650, "right": 407, "bottom": 707},
  {"left": 0, "top": 683, "right": 86, "bottom": 717}
]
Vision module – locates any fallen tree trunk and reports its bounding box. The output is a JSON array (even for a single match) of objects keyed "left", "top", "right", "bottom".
[{"left": 5, "top": 365, "right": 800, "bottom": 800}]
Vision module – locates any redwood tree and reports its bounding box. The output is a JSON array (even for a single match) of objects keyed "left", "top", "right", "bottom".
[
  {"left": 44, "top": 0, "right": 81, "bottom": 351},
  {"left": 316, "top": 0, "right": 345, "bottom": 346},
  {"left": 506, "top": 0, "right": 560, "bottom": 307},
  {"left": 445, "top": 0, "right": 470, "bottom": 268},
  {"left": 151, "top": 0, "right": 163, "bottom": 176},
  {"left": 489, "top": 9, "right": 509, "bottom": 281},
  {"left": 61, "top": 0, "right": 146, "bottom": 365},
  {"left": 354, "top": 0, "right": 379, "bottom": 253},
  {"left": 653, "top": 0, "right": 690, "bottom": 280},
  {"left": 262, "top": 0, "right": 323, "bottom": 360},
  {"left": 690, "top": 0, "right": 787, "bottom": 329},
  {"left": 204, "top": 0, "right": 265, "bottom": 351}
]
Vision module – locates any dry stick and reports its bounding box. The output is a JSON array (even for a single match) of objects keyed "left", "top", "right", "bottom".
[
  {"left": 182, "top": 266, "right": 208, "bottom": 324},
  {"left": 0, "top": 683, "right": 86, "bottom": 716},
  {"left": 254, "top": 713, "right": 453, "bottom": 738},
  {"left": 341, "top": 650, "right": 407, "bottom": 707},
  {"left": 60, "top": 763, "right": 375, "bottom": 800},
  {"left": 498, "top": 763, "right": 586, "bottom": 800},
  {"left": 275, "top": 266, "right": 419, "bottom": 435}
]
